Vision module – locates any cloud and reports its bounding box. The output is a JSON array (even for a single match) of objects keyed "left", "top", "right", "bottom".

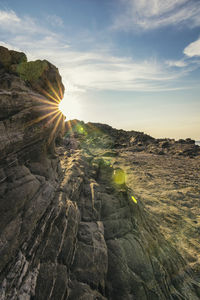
[
  {"left": 18, "top": 40, "right": 190, "bottom": 92},
  {"left": 0, "top": 10, "right": 20, "bottom": 24},
  {"left": 59, "top": 55, "right": 187, "bottom": 92},
  {"left": 184, "top": 38, "right": 200, "bottom": 57},
  {"left": 0, "top": 9, "right": 197, "bottom": 94},
  {"left": 45, "top": 14, "right": 64, "bottom": 27},
  {"left": 0, "top": 9, "right": 53, "bottom": 35},
  {"left": 166, "top": 59, "right": 187, "bottom": 67},
  {"left": 112, "top": 0, "right": 200, "bottom": 31}
]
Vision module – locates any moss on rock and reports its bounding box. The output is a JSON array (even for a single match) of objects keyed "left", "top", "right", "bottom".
[
  {"left": 0, "top": 46, "right": 64, "bottom": 101},
  {"left": 17, "top": 60, "right": 48, "bottom": 82}
]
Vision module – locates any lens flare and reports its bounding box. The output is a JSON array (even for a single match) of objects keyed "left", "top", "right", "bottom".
[
  {"left": 113, "top": 168, "right": 126, "bottom": 185},
  {"left": 131, "top": 195, "right": 138, "bottom": 204},
  {"left": 59, "top": 100, "right": 67, "bottom": 117},
  {"left": 25, "top": 79, "right": 65, "bottom": 145}
]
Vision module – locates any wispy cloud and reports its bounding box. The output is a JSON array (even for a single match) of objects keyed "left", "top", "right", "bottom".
[
  {"left": 0, "top": 9, "right": 198, "bottom": 94},
  {"left": 0, "top": 9, "right": 20, "bottom": 24},
  {"left": 112, "top": 0, "right": 200, "bottom": 31},
  {"left": 0, "top": 9, "right": 54, "bottom": 35},
  {"left": 45, "top": 14, "right": 64, "bottom": 27},
  {"left": 58, "top": 54, "right": 191, "bottom": 92},
  {"left": 166, "top": 59, "right": 187, "bottom": 67},
  {"left": 184, "top": 37, "right": 200, "bottom": 57}
]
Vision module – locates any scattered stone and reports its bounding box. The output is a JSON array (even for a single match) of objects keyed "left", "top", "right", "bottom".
[{"left": 0, "top": 48, "right": 199, "bottom": 300}]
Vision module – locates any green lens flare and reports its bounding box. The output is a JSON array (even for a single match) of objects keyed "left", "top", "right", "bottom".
[
  {"left": 131, "top": 195, "right": 137, "bottom": 204},
  {"left": 76, "top": 124, "right": 87, "bottom": 135},
  {"left": 113, "top": 169, "right": 126, "bottom": 185}
]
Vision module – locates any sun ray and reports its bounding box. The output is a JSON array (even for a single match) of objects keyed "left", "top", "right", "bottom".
[
  {"left": 56, "top": 77, "right": 63, "bottom": 99},
  {"left": 41, "top": 88, "right": 60, "bottom": 104},
  {"left": 66, "top": 120, "right": 73, "bottom": 135},
  {"left": 33, "top": 96, "right": 59, "bottom": 107},
  {"left": 25, "top": 110, "right": 58, "bottom": 128},
  {"left": 61, "top": 115, "right": 66, "bottom": 135},
  {"left": 32, "top": 105, "right": 59, "bottom": 112},
  {"left": 45, "top": 110, "right": 61, "bottom": 127},
  {"left": 48, "top": 111, "right": 63, "bottom": 144},
  {"left": 70, "top": 119, "right": 79, "bottom": 130},
  {"left": 46, "top": 79, "right": 62, "bottom": 103},
  {"left": 26, "top": 78, "right": 66, "bottom": 145}
]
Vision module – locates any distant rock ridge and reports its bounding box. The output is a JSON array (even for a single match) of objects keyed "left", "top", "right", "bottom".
[
  {"left": 65, "top": 120, "right": 200, "bottom": 158},
  {"left": 0, "top": 47, "right": 200, "bottom": 299}
]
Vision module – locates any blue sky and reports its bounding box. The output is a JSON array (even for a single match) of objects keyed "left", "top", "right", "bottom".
[{"left": 0, "top": 0, "right": 200, "bottom": 139}]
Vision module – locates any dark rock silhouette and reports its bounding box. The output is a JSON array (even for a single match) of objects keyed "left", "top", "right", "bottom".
[{"left": 0, "top": 47, "right": 200, "bottom": 299}]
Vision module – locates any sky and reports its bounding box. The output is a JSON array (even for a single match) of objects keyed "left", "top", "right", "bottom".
[{"left": 0, "top": 0, "right": 200, "bottom": 139}]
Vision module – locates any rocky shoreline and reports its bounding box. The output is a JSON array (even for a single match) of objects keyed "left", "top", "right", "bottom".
[
  {"left": 0, "top": 46, "right": 200, "bottom": 299},
  {"left": 64, "top": 119, "right": 200, "bottom": 276}
]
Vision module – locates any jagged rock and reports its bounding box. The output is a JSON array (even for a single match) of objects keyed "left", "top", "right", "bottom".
[
  {"left": 0, "top": 46, "right": 12, "bottom": 69},
  {"left": 0, "top": 46, "right": 27, "bottom": 72},
  {"left": 16, "top": 59, "right": 65, "bottom": 99},
  {"left": 0, "top": 49, "right": 200, "bottom": 300},
  {"left": 0, "top": 46, "right": 64, "bottom": 100},
  {"left": 70, "top": 121, "right": 200, "bottom": 158}
]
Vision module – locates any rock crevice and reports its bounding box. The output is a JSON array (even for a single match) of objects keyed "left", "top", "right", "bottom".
[{"left": 0, "top": 47, "right": 199, "bottom": 299}]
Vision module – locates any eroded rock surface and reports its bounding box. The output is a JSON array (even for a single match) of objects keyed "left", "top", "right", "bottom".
[{"left": 0, "top": 48, "right": 200, "bottom": 299}]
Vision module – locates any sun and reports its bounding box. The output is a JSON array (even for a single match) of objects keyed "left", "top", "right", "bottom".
[
  {"left": 59, "top": 99, "right": 67, "bottom": 117},
  {"left": 25, "top": 80, "right": 66, "bottom": 145},
  {"left": 59, "top": 94, "right": 82, "bottom": 120}
]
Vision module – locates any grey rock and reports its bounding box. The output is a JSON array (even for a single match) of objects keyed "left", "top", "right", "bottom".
[{"left": 0, "top": 49, "right": 199, "bottom": 300}]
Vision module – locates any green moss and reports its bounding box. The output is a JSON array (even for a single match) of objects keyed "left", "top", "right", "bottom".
[{"left": 17, "top": 60, "right": 48, "bottom": 82}]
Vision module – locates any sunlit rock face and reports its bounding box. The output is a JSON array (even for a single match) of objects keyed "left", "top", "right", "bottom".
[
  {"left": 0, "top": 48, "right": 200, "bottom": 300},
  {"left": 0, "top": 46, "right": 64, "bottom": 99},
  {"left": 0, "top": 46, "right": 65, "bottom": 160},
  {"left": 0, "top": 47, "right": 67, "bottom": 298},
  {"left": 62, "top": 121, "right": 200, "bottom": 299}
]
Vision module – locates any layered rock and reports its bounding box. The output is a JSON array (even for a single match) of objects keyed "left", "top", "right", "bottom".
[
  {"left": 0, "top": 47, "right": 67, "bottom": 299},
  {"left": 70, "top": 122, "right": 198, "bottom": 158},
  {"left": 0, "top": 48, "right": 200, "bottom": 299},
  {"left": 64, "top": 121, "right": 200, "bottom": 274}
]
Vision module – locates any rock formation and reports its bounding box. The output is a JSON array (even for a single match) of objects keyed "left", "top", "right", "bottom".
[{"left": 0, "top": 47, "right": 200, "bottom": 299}]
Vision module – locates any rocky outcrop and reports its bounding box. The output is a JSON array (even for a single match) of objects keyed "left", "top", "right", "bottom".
[
  {"left": 75, "top": 122, "right": 200, "bottom": 157},
  {"left": 0, "top": 46, "right": 66, "bottom": 298},
  {"left": 0, "top": 48, "right": 200, "bottom": 299},
  {"left": 64, "top": 121, "right": 200, "bottom": 273},
  {"left": 0, "top": 46, "right": 64, "bottom": 100}
]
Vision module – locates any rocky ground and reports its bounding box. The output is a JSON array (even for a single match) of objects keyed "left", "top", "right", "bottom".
[
  {"left": 65, "top": 121, "right": 200, "bottom": 279},
  {"left": 120, "top": 152, "right": 200, "bottom": 278},
  {"left": 1, "top": 46, "right": 200, "bottom": 299}
]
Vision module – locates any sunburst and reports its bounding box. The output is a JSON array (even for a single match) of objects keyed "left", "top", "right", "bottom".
[{"left": 25, "top": 79, "right": 66, "bottom": 145}]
